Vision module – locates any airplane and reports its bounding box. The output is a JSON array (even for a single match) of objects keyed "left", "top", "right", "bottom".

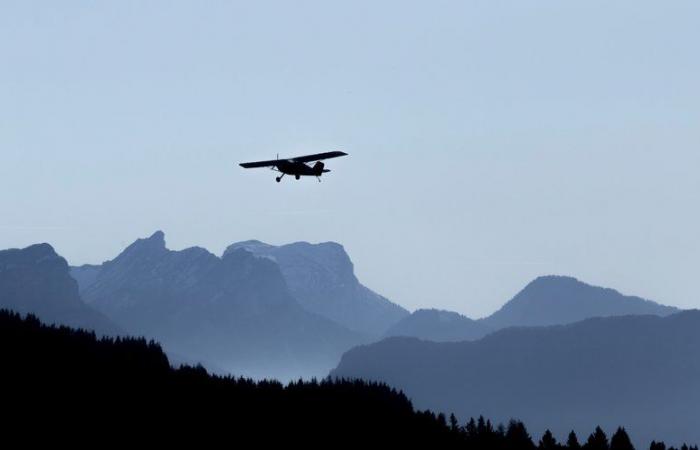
[{"left": 239, "top": 151, "right": 348, "bottom": 182}]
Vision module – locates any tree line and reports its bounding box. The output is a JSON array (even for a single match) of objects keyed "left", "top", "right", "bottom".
[{"left": 0, "top": 308, "right": 695, "bottom": 449}]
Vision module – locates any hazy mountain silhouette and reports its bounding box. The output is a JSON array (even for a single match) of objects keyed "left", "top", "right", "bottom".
[
  {"left": 332, "top": 311, "right": 700, "bottom": 447},
  {"left": 69, "top": 263, "right": 101, "bottom": 295},
  {"left": 386, "top": 276, "right": 678, "bottom": 343},
  {"left": 74, "top": 231, "right": 365, "bottom": 379},
  {"left": 384, "top": 308, "right": 493, "bottom": 342},
  {"left": 484, "top": 275, "right": 678, "bottom": 329},
  {"left": 0, "top": 244, "right": 120, "bottom": 335},
  {"left": 224, "top": 240, "right": 408, "bottom": 336}
]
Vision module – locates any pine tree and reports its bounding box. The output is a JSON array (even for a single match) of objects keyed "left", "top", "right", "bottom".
[
  {"left": 506, "top": 420, "right": 536, "bottom": 450},
  {"left": 465, "top": 417, "right": 478, "bottom": 439},
  {"left": 478, "top": 416, "right": 487, "bottom": 434},
  {"left": 449, "top": 413, "right": 459, "bottom": 433},
  {"left": 650, "top": 441, "right": 666, "bottom": 450},
  {"left": 610, "top": 427, "right": 635, "bottom": 450},
  {"left": 568, "top": 431, "right": 582, "bottom": 450},
  {"left": 540, "top": 429, "right": 560, "bottom": 450},
  {"left": 585, "top": 427, "right": 609, "bottom": 450}
]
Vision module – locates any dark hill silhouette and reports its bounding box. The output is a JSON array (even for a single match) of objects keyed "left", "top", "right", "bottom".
[
  {"left": 73, "top": 231, "right": 365, "bottom": 380},
  {"left": 0, "top": 308, "right": 452, "bottom": 446},
  {"left": 0, "top": 243, "right": 120, "bottom": 335},
  {"left": 224, "top": 240, "right": 408, "bottom": 336},
  {"left": 2, "top": 309, "right": 693, "bottom": 449},
  {"left": 384, "top": 308, "right": 493, "bottom": 342},
  {"left": 332, "top": 311, "right": 700, "bottom": 447},
  {"left": 386, "top": 276, "right": 678, "bottom": 343}
]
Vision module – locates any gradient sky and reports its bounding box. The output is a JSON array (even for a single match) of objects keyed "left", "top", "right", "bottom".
[{"left": 2, "top": 1, "right": 699, "bottom": 318}]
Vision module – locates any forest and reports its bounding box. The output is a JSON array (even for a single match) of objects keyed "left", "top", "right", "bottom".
[{"left": 0, "top": 309, "right": 695, "bottom": 448}]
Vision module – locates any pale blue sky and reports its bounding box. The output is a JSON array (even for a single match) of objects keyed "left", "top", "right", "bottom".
[{"left": 2, "top": 1, "right": 699, "bottom": 317}]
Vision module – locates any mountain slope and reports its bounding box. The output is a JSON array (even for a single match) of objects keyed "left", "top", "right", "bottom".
[
  {"left": 78, "top": 231, "right": 364, "bottom": 379},
  {"left": 224, "top": 240, "right": 408, "bottom": 336},
  {"left": 332, "top": 311, "right": 700, "bottom": 447},
  {"left": 384, "top": 308, "right": 493, "bottom": 342},
  {"left": 484, "top": 275, "right": 678, "bottom": 329},
  {"left": 0, "top": 243, "right": 120, "bottom": 335}
]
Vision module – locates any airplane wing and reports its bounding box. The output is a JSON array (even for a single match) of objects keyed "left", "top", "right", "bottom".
[
  {"left": 239, "top": 159, "right": 280, "bottom": 168},
  {"left": 289, "top": 151, "right": 348, "bottom": 163},
  {"left": 239, "top": 151, "right": 347, "bottom": 168}
]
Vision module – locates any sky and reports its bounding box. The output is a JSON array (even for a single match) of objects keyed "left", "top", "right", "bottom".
[{"left": 1, "top": 1, "right": 699, "bottom": 318}]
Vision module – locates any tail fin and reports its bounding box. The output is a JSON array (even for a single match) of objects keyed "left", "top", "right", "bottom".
[{"left": 313, "top": 161, "right": 326, "bottom": 175}]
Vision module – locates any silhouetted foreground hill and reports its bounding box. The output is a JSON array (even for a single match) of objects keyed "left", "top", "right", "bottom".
[
  {"left": 0, "top": 243, "right": 120, "bottom": 335},
  {"left": 386, "top": 276, "right": 678, "bottom": 342},
  {"left": 333, "top": 311, "right": 700, "bottom": 447},
  {"left": 2, "top": 309, "right": 693, "bottom": 449}
]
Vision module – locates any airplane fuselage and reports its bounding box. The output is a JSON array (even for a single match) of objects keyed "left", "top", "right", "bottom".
[{"left": 276, "top": 160, "right": 329, "bottom": 178}]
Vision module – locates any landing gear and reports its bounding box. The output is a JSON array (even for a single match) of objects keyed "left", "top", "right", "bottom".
[
  {"left": 295, "top": 174, "right": 300, "bottom": 180},
  {"left": 275, "top": 173, "right": 284, "bottom": 183}
]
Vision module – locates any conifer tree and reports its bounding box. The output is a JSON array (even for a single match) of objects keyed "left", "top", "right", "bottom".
[
  {"left": 449, "top": 413, "right": 459, "bottom": 433},
  {"left": 585, "top": 427, "right": 610, "bottom": 450},
  {"left": 610, "top": 427, "right": 635, "bottom": 450},
  {"left": 568, "top": 431, "right": 582, "bottom": 450},
  {"left": 540, "top": 429, "right": 560, "bottom": 450}
]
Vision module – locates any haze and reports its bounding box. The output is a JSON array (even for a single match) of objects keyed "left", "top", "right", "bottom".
[{"left": 1, "top": 1, "right": 699, "bottom": 318}]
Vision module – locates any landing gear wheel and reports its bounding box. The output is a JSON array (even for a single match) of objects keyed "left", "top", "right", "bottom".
[
  {"left": 276, "top": 177, "right": 282, "bottom": 182},
  {"left": 295, "top": 174, "right": 300, "bottom": 180}
]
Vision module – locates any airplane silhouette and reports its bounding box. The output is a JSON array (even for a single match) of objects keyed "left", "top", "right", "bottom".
[{"left": 240, "top": 151, "right": 348, "bottom": 182}]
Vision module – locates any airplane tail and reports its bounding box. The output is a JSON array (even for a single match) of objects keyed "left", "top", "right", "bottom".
[{"left": 313, "top": 161, "right": 329, "bottom": 175}]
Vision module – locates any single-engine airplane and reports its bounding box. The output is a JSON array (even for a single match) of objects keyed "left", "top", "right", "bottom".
[{"left": 239, "top": 151, "right": 348, "bottom": 182}]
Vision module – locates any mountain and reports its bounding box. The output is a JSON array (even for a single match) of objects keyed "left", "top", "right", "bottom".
[
  {"left": 0, "top": 243, "right": 120, "bottom": 335},
  {"left": 69, "top": 263, "right": 101, "bottom": 295},
  {"left": 224, "top": 240, "right": 408, "bottom": 336},
  {"left": 76, "top": 231, "right": 364, "bottom": 379},
  {"left": 384, "top": 309, "right": 493, "bottom": 342},
  {"left": 483, "top": 275, "right": 679, "bottom": 329},
  {"left": 332, "top": 311, "right": 700, "bottom": 447},
  {"left": 385, "top": 276, "right": 678, "bottom": 343}
]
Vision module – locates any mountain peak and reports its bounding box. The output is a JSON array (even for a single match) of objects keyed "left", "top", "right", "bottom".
[
  {"left": 222, "top": 238, "right": 408, "bottom": 336},
  {"left": 224, "top": 240, "right": 273, "bottom": 256},
  {"left": 0, "top": 244, "right": 120, "bottom": 335},
  {"left": 529, "top": 274, "right": 581, "bottom": 285},
  {"left": 485, "top": 275, "right": 678, "bottom": 329},
  {"left": 146, "top": 230, "right": 166, "bottom": 245},
  {"left": 0, "top": 243, "right": 65, "bottom": 269},
  {"left": 384, "top": 308, "right": 492, "bottom": 342},
  {"left": 118, "top": 231, "right": 167, "bottom": 259}
]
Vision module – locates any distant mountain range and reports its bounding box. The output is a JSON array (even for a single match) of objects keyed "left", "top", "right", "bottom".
[
  {"left": 332, "top": 311, "right": 700, "bottom": 447},
  {"left": 224, "top": 240, "right": 408, "bottom": 335},
  {"left": 1, "top": 232, "right": 686, "bottom": 388},
  {"left": 0, "top": 243, "right": 120, "bottom": 336},
  {"left": 71, "top": 231, "right": 369, "bottom": 379},
  {"left": 385, "top": 275, "right": 678, "bottom": 342}
]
